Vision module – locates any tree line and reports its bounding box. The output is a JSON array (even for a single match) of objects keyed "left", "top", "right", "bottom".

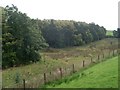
[
  {"left": 2, "top": 5, "right": 107, "bottom": 69},
  {"left": 39, "top": 19, "right": 106, "bottom": 48}
]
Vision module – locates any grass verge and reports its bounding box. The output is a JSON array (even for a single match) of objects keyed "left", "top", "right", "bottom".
[{"left": 43, "top": 56, "right": 118, "bottom": 88}]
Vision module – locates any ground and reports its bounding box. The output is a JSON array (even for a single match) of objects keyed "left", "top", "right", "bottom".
[
  {"left": 2, "top": 38, "right": 118, "bottom": 88},
  {"left": 45, "top": 56, "right": 118, "bottom": 88}
]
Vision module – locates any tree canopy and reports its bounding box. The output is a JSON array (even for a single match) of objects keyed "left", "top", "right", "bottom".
[
  {"left": 2, "top": 5, "right": 48, "bottom": 68},
  {"left": 39, "top": 20, "right": 106, "bottom": 48},
  {"left": 2, "top": 5, "right": 107, "bottom": 68}
]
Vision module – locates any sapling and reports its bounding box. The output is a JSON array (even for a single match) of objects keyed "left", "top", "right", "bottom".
[{"left": 15, "top": 72, "right": 21, "bottom": 84}]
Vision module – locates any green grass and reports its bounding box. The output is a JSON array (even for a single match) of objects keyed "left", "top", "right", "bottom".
[
  {"left": 106, "top": 30, "right": 113, "bottom": 36},
  {"left": 2, "top": 38, "right": 118, "bottom": 88},
  {"left": 2, "top": 58, "right": 67, "bottom": 87},
  {"left": 45, "top": 56, "right": 118, "bottom": 88}
]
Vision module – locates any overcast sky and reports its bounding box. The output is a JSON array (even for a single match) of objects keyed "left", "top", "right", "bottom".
[{"left": 0, "top": 0, "right": 119, "bottom": 30}]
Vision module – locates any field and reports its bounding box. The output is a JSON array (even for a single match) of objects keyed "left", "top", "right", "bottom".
[
  {"left": 2, "top": 38, "right": 118, "bottom": 88},
  {"left": 106, "top": 30, "right": 113, "bottom": 36},
  {"left": 45, "top": 56, "right": 118, "bottom": 88}
]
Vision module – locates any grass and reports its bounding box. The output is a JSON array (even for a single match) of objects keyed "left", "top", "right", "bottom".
[
  {"left": 106, "top": 30, "right": 113, "bottom": 36},
  {"left": 2, "top": 58, "right": 67, "bottom": 87},
  {"left": 45, "top": 56, "right": 118, "bottom": 88},
  {"left": 2, "top": 38, "right": 118, "bottom": 88}
]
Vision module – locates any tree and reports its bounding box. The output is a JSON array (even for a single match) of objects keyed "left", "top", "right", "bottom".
[
  {"left": 2, "top": 6, "right": 17, "bottom": 68},
  {"left": 40, "top": 19, "right": 106, "bottom": 48},
  {"left": 113, "top": 30, "right": 118, "bottom": 38},
  {"left": 2, "top": 5, "right": 107, "bottom": 68},
  {"left": 2, "top": 5, "right": 48, "bottom": 68}
]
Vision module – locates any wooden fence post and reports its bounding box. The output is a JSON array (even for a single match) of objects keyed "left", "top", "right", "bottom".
[
  {"left": 72, "top": 64, "right": 75, "bottom": 73},
  {"left": 59, "top": 68, "right": 62, "bottom": 78},
  {"left": 44, "top": 59, "right": 45, "bottom": 63},
  {"left": 113, "top": 49, "right": 114, "bottom": 56},
  {"left": 103, "top": 53, "right": 104, "bottom": 59},
  {"left": 50, "top": 71, "right": 51, "bottom": 75},
  {"left": 65, "top": 67, "right": 66, "bottom": 75},
  {"left": 98, "top": 55, "right": 100, "bottom": 61},
  {"left": 44, "top": 73, "right": 46, "bottom": 84},
  {"left": 23, "top": 79, "right": 25, "bottom": 90},
  {"left": 116, "top": 50, "right": 118, "bottom": 54},
  {"left": 43, "top": 55, "right": 45, "bottom": 63},
  {"left": 91, "top": 57, "right": 92, "bottom": 63},
  {"left": 109, "top": 50, "right": 111, "bottom": 57},
  {"left": 83, "top": 60, "right": 85, "bottom": 67}
]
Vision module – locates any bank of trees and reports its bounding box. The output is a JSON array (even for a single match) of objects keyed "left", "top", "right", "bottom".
[
  {"left": 2, "top": 5, "right": 107, "bottom": 68},
  {"left": 39, "top": 20, "right": 106, "bottom": 48}
]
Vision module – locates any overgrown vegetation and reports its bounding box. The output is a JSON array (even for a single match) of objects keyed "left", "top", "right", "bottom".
[{"left": 2, "top": 38, "right": 118, "bottom": 88}]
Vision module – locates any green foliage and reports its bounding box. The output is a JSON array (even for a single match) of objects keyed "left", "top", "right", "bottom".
[
  {"left": 40, "top": 20, "right": 106, "bottom": 48},
  {"left": 106, "top": 30, "right": 119, "bottom": 38},
  {"left": 106, "top": 30, "right": 113, "bottom": 36},
  {"left": 2, "top": 5, "right": 107, "bottom": 68},
  {"left": 15, "top": 72, "right": 21, "bottom": 84},
  {"left": 2, "top": 5, "right": 48, "bottom": 69},
  {"left": 73, "top": 34, "right": 83, "bottom": 46},
  {"left": 113, "top": 30, "right": 118, "bottom": 38}
]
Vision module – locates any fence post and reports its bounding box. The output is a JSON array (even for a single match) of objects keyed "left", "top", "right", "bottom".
[
  {"left": 98, "top": 55, "right": 100, "bottom": 61},
  {"left": 109, "top": 50, "right": 111, "bottom": 57},
  {"left": 91, "top": 57, "right": 92, "bottom": 63},
  {"left": 50, "top": 71, "right": 51, "bottom": 75},
  {"left": 83, "top": 60, "right": 85, "bottom": 67},
  {"left": 43, "top": 55, "right": 45, "bottom": 63},
  {"left": 103, "top": 53, "right": 104, "bottom": 59},
  {"left": 44, "top": 73, "right": 46, "bottom": 84},
  {"left": 113, "top": 49, "right": 114, "bottom": 56},
  {"left": 59, "top": 68, "right": 62, "bottom": 78},
  {"left": 72, "top": 64, "right": 75, "bottom": 73},
  {"left": 117, "top": 50, "right": 118, "bottom": 54},
  {"left": 44, "top": 59, "right": 45, "bottom": 63},
  {"left": 65, "top": 67, "right": 66, "bottom": 75},
  {"left": 23, "top": 79, "right": 25, "bottom": 90}
]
